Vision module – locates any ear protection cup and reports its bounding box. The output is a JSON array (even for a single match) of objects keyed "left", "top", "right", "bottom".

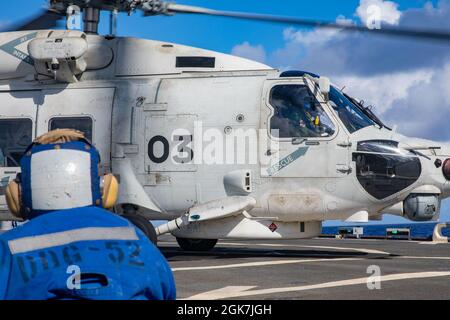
[
  {"left": 101, "top": 174, "right": 119, "bottom": 210},
  {"left": 5, "top": 180, "right": 22, "bottom": 218}
]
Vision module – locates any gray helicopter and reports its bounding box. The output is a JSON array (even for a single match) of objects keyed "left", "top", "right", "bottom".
[{"left": 0, "top": 0, "right": 449, "bottom": 251}]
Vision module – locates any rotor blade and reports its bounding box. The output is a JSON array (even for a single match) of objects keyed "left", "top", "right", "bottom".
[
  {"left": 1, "top": 10, "right": 64, "bottom": 32},
  {"left": 166, "top": 4, "right": 450, "bottom": 42}
]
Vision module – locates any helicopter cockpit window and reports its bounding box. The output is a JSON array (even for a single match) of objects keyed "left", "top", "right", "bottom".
[
  {"left": 49, "top": 117, "right": 93, "bottom": 142},
  {"left": 329, "top": 86, "right": 376, "bottom": 133},
  {"left": 0, "top": 119, "right": 33, "bottom": 167},
  {"left": 269, "top": 85, "right": 335, "bottom": 138}
]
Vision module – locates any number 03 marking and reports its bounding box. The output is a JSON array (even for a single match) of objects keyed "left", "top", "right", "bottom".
[{"left": 147, "top": 135, "right": 193, "bottom": 164}]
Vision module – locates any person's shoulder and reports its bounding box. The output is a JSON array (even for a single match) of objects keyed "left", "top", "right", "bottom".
[
  {"left": 134, "top": 229, "right": 168, "bottom": 263},
  {"left": 44, "top": 206, "right": 131, "bottom": 227},
  {"left": 0, "top": 221, "right": 35, "bottom": 242},
  {"left": 4, "top": 207, "right": 132, "bottom": 236},
  {"left": 80, "top": 207, "right": 131, "bottom": 225}
]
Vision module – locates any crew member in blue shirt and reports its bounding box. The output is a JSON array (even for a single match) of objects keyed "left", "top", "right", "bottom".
[{"left": 0, "top": 129, "right": 176, "bottom": 300}]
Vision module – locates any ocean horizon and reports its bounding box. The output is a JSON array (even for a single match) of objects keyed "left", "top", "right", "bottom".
[{"left": 322, "top": 221, "right": 450, "bottom": 239}]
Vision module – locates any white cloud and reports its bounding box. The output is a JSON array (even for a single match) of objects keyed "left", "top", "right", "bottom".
[
  {"left": 332, "top": 63, "right": 450, "bottom": 141},
  {"left": 356, "top": 0, "right": 402, "bottom": 26},
  {"left": 332, "top": 68, "right": 434, "bottom": 114},
  {"left": 283, "top": 15, "right": 353, "bottom": 46},
  {"left": 270, "top": 15, "right": 353, "bottom": 72},
  {"left": 231, "top": 42, "right": 266, "bottom": 63},
  {"left": 384, "top": 62, "right": 450, "bottom": 140}
]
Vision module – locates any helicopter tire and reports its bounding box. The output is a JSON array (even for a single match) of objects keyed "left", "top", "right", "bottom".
[
  {"left": 176, "top": 237, "right": 218, "bottom": 252},
  {"left": 123, "top": 214, "right": 158, "bottom": 245}
]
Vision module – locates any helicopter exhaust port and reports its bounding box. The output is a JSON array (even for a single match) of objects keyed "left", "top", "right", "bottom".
[{"left": 442, "top": 158, "right": 450, "bottom": 180}]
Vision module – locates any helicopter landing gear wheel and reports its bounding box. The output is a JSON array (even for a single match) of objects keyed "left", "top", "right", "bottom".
[
  {"left": 123, "top": 213, "right": 158, "bottom": 245},
  {"left": 176, "top": 238, "right": 218, "bottom": 252}
]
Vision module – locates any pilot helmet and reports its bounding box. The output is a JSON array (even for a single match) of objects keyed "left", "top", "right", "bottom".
[{"left": 5, "top": 129, "right": 118, "bottom": 219}]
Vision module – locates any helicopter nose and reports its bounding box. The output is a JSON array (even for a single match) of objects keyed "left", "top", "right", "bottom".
[
  {"left": 400, "top": 139, "right": 450, "bottom": 198},
  {"left": 442, "top": 158, "right": 450, "bottom": 181},
  {"left": 440, "top": 157, "right": 450, "bottom": 197},
  {"left": 432, "top": 144, "right": 450, "bottom": 197}
]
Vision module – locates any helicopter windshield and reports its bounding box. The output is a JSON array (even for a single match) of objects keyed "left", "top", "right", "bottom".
[{"left": 328, "top": 86, "right": 376, "bottom": 133}]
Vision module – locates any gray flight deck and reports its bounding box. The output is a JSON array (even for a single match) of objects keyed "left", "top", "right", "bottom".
[{"left": 159, "top": 236, "right": 450, "bottom": 300}]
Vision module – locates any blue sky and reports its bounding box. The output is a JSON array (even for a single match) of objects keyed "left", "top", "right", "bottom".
[
  {"left": 1, "top": 0, "right": 449, "bottom": 225},
  {"left": 0, "top": 0, "right": 437, "bottom": 53}
]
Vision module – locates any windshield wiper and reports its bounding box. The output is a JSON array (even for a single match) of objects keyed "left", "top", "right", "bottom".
[{"left": 343, "top": 93, "right": 391, "bottom": 130}]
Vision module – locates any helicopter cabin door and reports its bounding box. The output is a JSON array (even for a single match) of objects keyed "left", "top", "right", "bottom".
[
  {"left": 260, "top": 77, "right": 351, "bottom": 179},
  {"left": 36, "top": 87, "right": 115, "bottom": 172},
  {"left": 0, "top": 90, "right": 39, "bottom": 219}
]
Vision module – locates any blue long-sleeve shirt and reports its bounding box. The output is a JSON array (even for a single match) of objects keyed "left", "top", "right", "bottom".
[{"left": 0, "top": 206, "right": 176, "bottom": 300}]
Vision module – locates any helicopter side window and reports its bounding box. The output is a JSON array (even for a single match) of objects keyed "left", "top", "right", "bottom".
[
  {"left": 49, "top": 116, "right": 93, "bottom": 142},
  {"left": 269, "top": 85, "right": 335, "bottom": 138},
  {"left": 0, "top": 119, "right": 33, "bottom": 167}
]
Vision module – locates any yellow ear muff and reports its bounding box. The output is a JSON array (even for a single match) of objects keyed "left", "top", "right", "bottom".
[
  {"left": 101, "top": 174, "right": 119, "bottom": 210},
  {"left": 5, "top": 180, "right": 22, "bottom": 218}
]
